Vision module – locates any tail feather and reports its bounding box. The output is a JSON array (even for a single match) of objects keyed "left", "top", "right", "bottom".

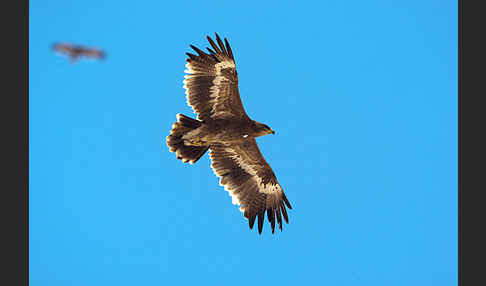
[{"left": 166, "top": 114, "right": 209, "bottom": 164}]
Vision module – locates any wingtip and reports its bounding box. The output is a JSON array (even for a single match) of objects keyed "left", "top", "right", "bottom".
[
  {"left": 206, "top": 34, "right": 221, "bottom": 54},
  {"left": 282, "top": 193, "right": 292, "bottom": 209},
  {"left": 280, "top": 203, "right": 289, "bottom": 224},
  {"left": 267, "top": 208, "right": 276, "bottom": 234},
  {"left": 214, "top": 32, "right": 221, "bottom": 41},
  {"left": 248, "top": 213, "right": 256, "bottom": 230},
  {"left": 224, "top": 37, "right": 234, "bottom": 59},
  {"left": 189, "top": 44, "right": 207, "bottom": 56},
  {"left": 214, "top": 33, "right": 227, "bottom": 55},
  {"left": 257, "top": 211, "right": 264, "bottom": 234}
]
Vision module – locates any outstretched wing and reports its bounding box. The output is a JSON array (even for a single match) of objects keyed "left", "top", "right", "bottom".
[
  {"left": 183, "top": 33, "right": 248, "bottom": 121},
  {"left": 80, "top": 48, "right": 106, "bottom": 59},
  {"left": 209, "top": 139, "right": 292, "bottom": 234}
]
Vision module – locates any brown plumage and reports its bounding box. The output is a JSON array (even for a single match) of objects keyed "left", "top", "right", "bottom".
[
  {"left": 52, "top": 42, "right": 106, "bottom": 63},
  {"left": 166, "top": 33, "right": 292, "bottom": 234}
]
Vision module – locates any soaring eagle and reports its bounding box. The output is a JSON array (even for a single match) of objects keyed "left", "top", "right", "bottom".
[
  {"left": 166, "top": 33, "right": 292, "bottom": 234},
  {"left": 52, "top": 42, "right": 106, "bottom": 63}
]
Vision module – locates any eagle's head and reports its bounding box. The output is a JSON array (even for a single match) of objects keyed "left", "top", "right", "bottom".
[{"left": 253, "top": 121, "right": 275, "bottom": 137}]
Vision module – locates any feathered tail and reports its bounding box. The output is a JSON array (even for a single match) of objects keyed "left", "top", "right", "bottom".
[{"left": 166, "top": 114, "right": 209, "bottom": 164}]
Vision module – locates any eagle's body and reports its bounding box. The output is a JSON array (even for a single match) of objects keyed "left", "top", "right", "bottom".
[
  {"left": 166, "top": 34, "right": 292, "bottom": 234},
  {"left": 182, "top": 118, "right": 272, "bottom": 146}
]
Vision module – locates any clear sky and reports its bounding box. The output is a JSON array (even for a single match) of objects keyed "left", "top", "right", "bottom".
[{"left": 29, "top": 1, "right": 457, "bottom": 285}]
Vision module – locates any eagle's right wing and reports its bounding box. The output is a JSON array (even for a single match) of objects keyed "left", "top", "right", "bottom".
[
  {"left": 209, "top": 139, "right": 292, "bottom": 234},
  {"left": 80, "top": 48, "right": 106, "bottom": 59},
  {"left": 183, "top": 33, "right": 248, "bottom": 122}
]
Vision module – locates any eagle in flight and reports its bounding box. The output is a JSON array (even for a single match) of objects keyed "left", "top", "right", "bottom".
[
  {"left": 166, "top": 33, "right": 292, "bottom": 234},
  {"left": 52, "top": 42, "right": 106, "bottom": 63}
]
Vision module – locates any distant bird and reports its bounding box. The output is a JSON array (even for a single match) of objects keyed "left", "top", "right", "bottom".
[
  {"left": 166, "top": 33, "right": 292, "bottom": 234},
  {"left": 52, "top": 42, "right": 106, "bottom": 63}
]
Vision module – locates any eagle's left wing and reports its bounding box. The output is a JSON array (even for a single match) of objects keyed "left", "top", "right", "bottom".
[
  {"left": 209, "top": 139, "right": 292, "bottom": 234},
  {"left": 183, "top": 33, "right": 248, "bottom": 122},
  {"left": 52, "top": 43, "right": 75, "bottom": 55}
]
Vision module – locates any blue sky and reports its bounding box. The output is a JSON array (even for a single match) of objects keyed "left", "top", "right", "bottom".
[{"left": 30, "top": 1, "right": 457, "bottom": 285}]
